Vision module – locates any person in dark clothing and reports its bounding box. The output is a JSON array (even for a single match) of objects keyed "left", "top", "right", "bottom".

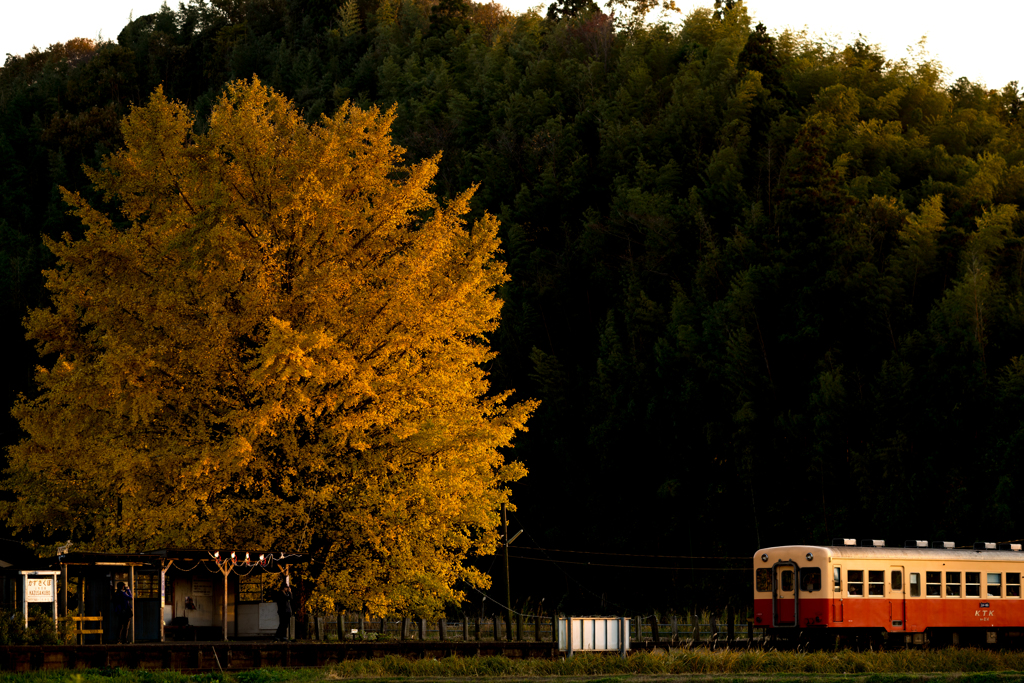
[
  {"left": 113, "top": 582, "right": 133, "bottom": 643},
  {"left": 274, "top": 585, "right": 293, "bottom": 641}
]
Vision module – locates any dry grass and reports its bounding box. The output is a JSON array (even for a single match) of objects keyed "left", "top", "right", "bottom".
[
  {"left": 4, "top": 648, "right": 1024, "bottom": 683},
  {"left": 308, "top": 648, "right": 1024, "bottom": 676}
]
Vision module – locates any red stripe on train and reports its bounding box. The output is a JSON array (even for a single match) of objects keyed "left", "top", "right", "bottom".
[{"left": 754, "top": 598, "right": 1019, "bottom": 631}]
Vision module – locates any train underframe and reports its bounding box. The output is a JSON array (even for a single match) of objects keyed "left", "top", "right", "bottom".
[{"left": 765, "top": 626, "right": 1024, "bottom": 650}]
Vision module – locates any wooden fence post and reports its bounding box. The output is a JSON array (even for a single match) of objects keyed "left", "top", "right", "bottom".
[
  {"left": 649, "top": 614, "right": 660, "bottom": 643},
  {"left": 474, "top": 613, "right": 481, "bottom": 641},
  {"left": 493, "top": 614, "right": 501, "bottom": 641},
  {"left": 692, "top": 612, "right": 700, "bottom": 645},
  {"left": 727, "top": 605, "right": 735, "bottom": 645},
  {"left": 516, "top": 612, "right": 523, "bottom": 642},
  {"left": 533, "top": 613, "right": 541, "bottom": 642},
  {"left": 463, "top": 615, "right": 469, "bottom": 641},
  {"left": 402, "top": 616, "right": 410, "bottom": 641},
  {"left": 418, "top": 617, "right": 426, "bottom": 641},
  {"left": 438, "top": 617, "right": 446, "bottom": 641},
  {"left": 671, "top": 613, "right": 678, "bottom": 645}
]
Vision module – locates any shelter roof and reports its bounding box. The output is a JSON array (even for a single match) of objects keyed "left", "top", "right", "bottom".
[
  {"left": 0, "top": 539, "right": 40, "bottom": 572},
  {"left": 44, "top": 551, "right": 162, "bottom": 568}
]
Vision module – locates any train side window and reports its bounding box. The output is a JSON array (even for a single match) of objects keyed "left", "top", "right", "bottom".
[
  {"left": 926, "top": 571, "right": 941, "bottom": 596},
  {"left": 756, "top": 568, "right": 772, "bottom": 592},
  {"left": 892, "top": 571, "right": 902, "bottom": 590},
  {"left": 833, "top": 567, "right": 842, "bottom": 592},
  {"left": 1007, "top": 573, "right": 1021, "bottom": 597},
  {"left": 848, "top": 570, "right": 864, "bottom": 596},
  {"left": 800, "top": 568, "right": 821, "bottom": 592},
  {"left": 782, "top": 570, "right": 794, "bottom": 592},
  {"left": 868, "top": 570, "right": 884, "bottom": 595},
  {"left": 946, "top": 572, "right": 961, "bottom": 597},
  {"left": 910, "top": 573, "right": 920, "bottom": 597},
  {"left": 987, "top": 573, "right": 1002, "bottom": 597},
  {"left": 966, "top": 572, "right": 981, "bottom": 597}
]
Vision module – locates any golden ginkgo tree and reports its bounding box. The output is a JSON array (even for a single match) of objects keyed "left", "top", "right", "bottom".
[{"left": 5, "top": 78, "right": 534, "bottom": 615}]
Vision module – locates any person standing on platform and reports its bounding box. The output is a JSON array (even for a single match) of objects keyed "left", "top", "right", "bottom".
[
  {"left": 274, "top": 585, "right": 293, "bottom": 641},
  {"left": 113, "top": 582, "right": 133, "bottom": 643}
]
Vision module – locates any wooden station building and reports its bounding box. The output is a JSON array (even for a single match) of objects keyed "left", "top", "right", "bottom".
[{"left": 0, "top": 546, "right": 307, "bottom": 643}]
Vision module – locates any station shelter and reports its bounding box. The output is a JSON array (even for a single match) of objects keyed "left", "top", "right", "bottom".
[{"left": 0, "top": 545, "right": 307, "bottom": 643}]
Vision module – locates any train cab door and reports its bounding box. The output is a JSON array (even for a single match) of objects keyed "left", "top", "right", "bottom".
[
  {"left": 773, "top": 561, "right": 798, "bottom": 627},
  {"left": 889, "top": 566, "right": 905, "bottom": 631},
  {"left": 832, "top": 565, "right": 844, "bottom": 622}
]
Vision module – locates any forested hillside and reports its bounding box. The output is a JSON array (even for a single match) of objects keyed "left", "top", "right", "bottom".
[{"left": 2, "top": 0, "right": 1023, "bottom": 613}]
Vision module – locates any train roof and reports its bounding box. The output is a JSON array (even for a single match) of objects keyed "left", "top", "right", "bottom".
[{"left": 755, "top": 545, "right": 1024, "bottom": 562}]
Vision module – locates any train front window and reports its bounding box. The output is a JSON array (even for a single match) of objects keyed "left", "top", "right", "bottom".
[
  {"left": 987, "top": 573, "right": 1002, "bottom": 597},
  {"left": 910, "top": 573, "right": 920, "bottom": 597},
  {"left": 966, "top": 572, "right": 981, "bottom": 597},
  {"left": 1007, "top": 573, "right": 1021, "bottom": 597},
  {"left": 781, "top": 570, "right": 794, "bottom": 592},
  {"left": 946, "top": 572, "right": 961, "bottom": 597},
  {"left": 848, "top": 570, "right": 863, "bottom": 596},
  {"left": 756, "top": 568, "right": 772, "bottom": 592},
  {"left": 891, "top": 571, "right": 902, "bottom": 590},
  {"left": 800, "top": 568, "right": 821, "bottom": 592},
  {"left": 926, "top": 571, "right": 941, "bottom": 596},
  {"left": 868, "top": 571, "right": 884, "bottom": 595}
]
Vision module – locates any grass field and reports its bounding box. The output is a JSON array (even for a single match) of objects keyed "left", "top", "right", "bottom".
[{"left": 4, "top": 649, "right": 1024, "bottom": 683}]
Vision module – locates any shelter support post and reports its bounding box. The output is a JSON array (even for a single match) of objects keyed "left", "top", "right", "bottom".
[
  {"left": 61, "top": 565, "right": 68, "bottom": 618},
  {"left": 130, "top": 565, "right": 136, "bottom": 644},
  {"left": 223, "top": 568, "right": 229, "bottom": 641},
  {"left": 160, "top": 561, "right": 166, "bottom": 643}
]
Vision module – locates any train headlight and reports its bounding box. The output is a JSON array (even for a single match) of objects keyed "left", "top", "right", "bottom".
[
  {"left": 806, "top": 552, "right": 814, "bottom": 561},
  {"left": 761, "top": 553, "right": 768, "bottom": 562}
]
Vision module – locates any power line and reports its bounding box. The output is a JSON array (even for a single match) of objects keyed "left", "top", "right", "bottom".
[
  {"left": 470, "top": 585, "right": 655, "bottom": 622},
  {"left": 513, "top": 546, "right": 749, "bottom": 560},
  {"left": 507, "top": 554, "right": 751, "bottom": 571},
  {"left": 508, "top": 511, "right": 631, "bottom": 612}
]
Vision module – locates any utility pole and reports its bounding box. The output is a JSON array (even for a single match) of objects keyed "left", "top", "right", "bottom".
[{"left": 502, "top": 502, "right": 512, "bottom": 640}]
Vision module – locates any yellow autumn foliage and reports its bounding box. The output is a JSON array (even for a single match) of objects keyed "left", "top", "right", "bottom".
[{"left": 5, "top": 78, "right": 534, "bottom": 616}]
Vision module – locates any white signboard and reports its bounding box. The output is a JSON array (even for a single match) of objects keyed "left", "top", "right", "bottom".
[
  {"left": 192, "top": 579, "right": 213, "bottom": 597},
  {"left": 259, "top": 603, "right": 280, "bottom": 630},
  {"left": 26, "top": 578, "right": 54, "bottom": 603}
]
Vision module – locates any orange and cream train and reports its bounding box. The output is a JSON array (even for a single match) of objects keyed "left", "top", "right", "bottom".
[{"left": 753, "top": 540, "right": 1024, "bottom": 646}]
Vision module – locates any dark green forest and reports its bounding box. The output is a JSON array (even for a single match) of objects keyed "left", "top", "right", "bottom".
[{"left": 2, "top": 0, "right": 1024, "bottom": 613}]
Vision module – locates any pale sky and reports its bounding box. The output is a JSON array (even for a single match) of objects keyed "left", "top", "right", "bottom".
[{"left": 2, "top": 1, "right": 1021, "bottom": 90}]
